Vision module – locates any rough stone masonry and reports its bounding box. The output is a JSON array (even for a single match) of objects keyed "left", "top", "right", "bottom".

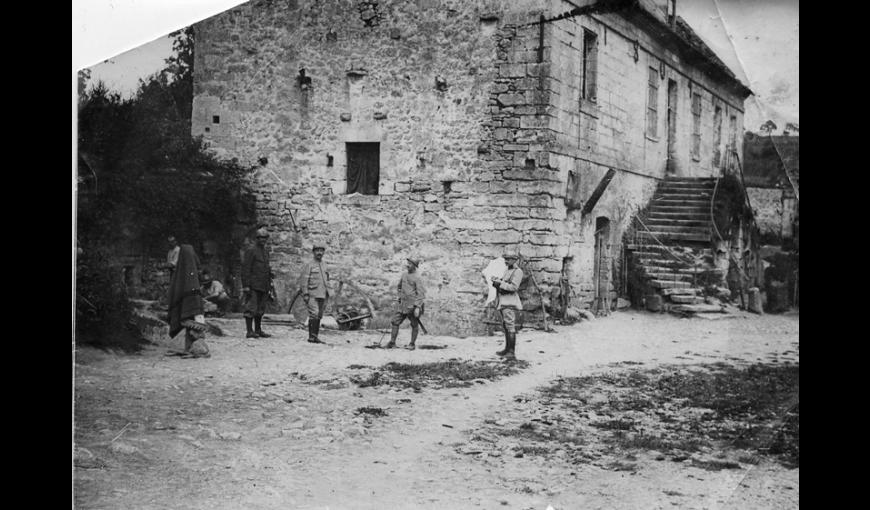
[{"left": 191, "top": 0, "right": 750, "bottom": 335}]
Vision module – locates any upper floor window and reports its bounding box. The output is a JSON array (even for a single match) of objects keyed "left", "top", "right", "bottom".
[
  {"left": 581, "top": 29, "right": 598, "bottom": 102},
  {"left": 646, "top": 67, "right": 659, "bottom": 137},
  {"left": 691, "top": 92, "right": 702, "bottom": 159}
]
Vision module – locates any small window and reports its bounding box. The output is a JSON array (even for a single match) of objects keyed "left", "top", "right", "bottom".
[
  {"left": 346, "top": 142, "right": 380, "bottom": 195},
  {"left": 581, "top": 29, "right": 598, "bottom": 102},
  {"left": 691, "top": 92, "right": 702, "bottom": 159},
  {"left": 212, "top": 115, "right": 220, "bottom": 124},
  {"left": 646, "top": 67, "right": 659, "bottom": 137}
]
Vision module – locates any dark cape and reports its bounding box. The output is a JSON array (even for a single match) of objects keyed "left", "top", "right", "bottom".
[{"left": 168, "top": 244, "right": 204, "bottom": 338}]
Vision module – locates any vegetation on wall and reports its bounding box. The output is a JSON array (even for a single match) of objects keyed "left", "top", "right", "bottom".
[{"left": 76, "top": 27, "right": 256, "bottom": 349}]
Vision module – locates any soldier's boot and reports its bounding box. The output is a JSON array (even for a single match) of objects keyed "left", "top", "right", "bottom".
[
  {"left": 254, "top": 315, "right": 271, "bottom": 338},
  {"left": 308, "top": 318, "right": 324, "bottom": 343},
  {"left": 384, "top": 324, "right": 399, "bottom": 348},
  {"left": 405, "top": 326, "right": 418, "bottom": 350},
  {"left": 245, "top": 317, "right": 257, "bottom": 339},
  {"left": 496, "top": 330, "right": 510, "bottom": 356},
  {"left": 503, "top": 332, "right": 517, "bottom": 361}
]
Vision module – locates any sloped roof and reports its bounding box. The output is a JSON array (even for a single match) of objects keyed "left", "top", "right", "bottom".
[{"left": 624, "top": 4, "right": 752, "bottom": 98}]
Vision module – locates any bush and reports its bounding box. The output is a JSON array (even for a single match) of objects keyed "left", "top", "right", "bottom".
[{"left": 75, "top": 246, "right": 147, "bottom": 352}]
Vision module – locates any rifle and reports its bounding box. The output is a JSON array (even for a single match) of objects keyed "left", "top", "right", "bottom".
[{"left": 287, "top": 288, "right": 303, "bottom": 314}]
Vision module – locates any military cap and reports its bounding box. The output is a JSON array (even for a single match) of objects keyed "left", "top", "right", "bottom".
[
  {"left": 503, "top": 251, "right": 519, "bottom": 260},
  {"left": 407, "top": 257, "right": 421, "bottom": 267},
  {"left": 312, "top": 244, "right": 326, "bottom": 251},
  {"left": 255, "top": 227, "right": 270, "bottom": 238}
]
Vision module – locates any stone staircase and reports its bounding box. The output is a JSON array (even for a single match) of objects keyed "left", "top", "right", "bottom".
[{"left": 627, "top": 177, "right": 727, "bottom": 313}]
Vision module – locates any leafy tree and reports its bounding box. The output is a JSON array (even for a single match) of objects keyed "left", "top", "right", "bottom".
[
  {"left": 76, "top": 27, "right": 256, "bottom": 349},
  {"left": 759, "top": 120, "right": 777, "bottom": 135}
]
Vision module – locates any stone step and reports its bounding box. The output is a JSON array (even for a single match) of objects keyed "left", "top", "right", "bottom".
[
  {"left": 670, "top": 303, "right": 727, "bottom": 314},
  {"left": 642, "top": 224, "right": 711, "bottom": 234},
  {"left": 648, "top": 205, "right": 709, "bottom": 213},
  {"left": 636, "top": 231, "right": 711, "bottom": 243},
  {"left": 661, "top": 287, "right": 701, "bottom": 296},
  {"left": 669, "top": 294, "right": 704, "bottom": 304},
  {"left": 655, "top": 193, "right": 713, "bottom": 201},
  {"left": 663, "top": 177, "right": 717, "bottom": 183},
  {"left": 641, "top": 264, "right": 722, "bottom": 275},
  {"left": 645, "top": 211, "right": 709, "bottom": 220},
  {"left": 651, "top": 198, "right": 710, "bottom": 206},
  {"left": 644, "top": 272, "right": 696, "bottom": 282},
  {"left": 626, "top": 245, "right": 713, "bottom": 257},
  {"left": 644, "top": 218, "right": 711, "bottom": 227},
  {"left": 649, "top": 279, "right": 693, "bottom": 289},
  {"left": 658, "top": 183, "right": 716, "bottom": 192}
]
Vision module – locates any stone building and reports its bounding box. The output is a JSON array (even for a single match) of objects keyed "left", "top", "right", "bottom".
[
  {"left": 742, "top": 133, "right": 799, "bottom": 245},
  {"left": 191, "top": 0, "right": 752, "bottom": 334}
]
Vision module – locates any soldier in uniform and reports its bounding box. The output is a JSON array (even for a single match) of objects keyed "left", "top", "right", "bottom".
[
  {"left": 491, "top": 252, "right": 524, "bottom": 361},
  {"left": 297, "top": 244, "right": 330, "bottom": 344},
  {"left": 384, "top": 258, "right": 425, "bottom": 350},
  {"left": 241, "top": 227, "right": 274, "bottom": 339}
]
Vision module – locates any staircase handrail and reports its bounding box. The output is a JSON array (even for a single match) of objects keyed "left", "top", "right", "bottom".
[{"left": 710, "top": 176, "right": 725, "bottom": 243}]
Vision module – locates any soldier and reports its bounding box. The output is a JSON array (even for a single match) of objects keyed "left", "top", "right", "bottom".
[
  {"left": 297, "top": 244, "right": 330, "bottom": 344},
  {"left": 384, "top": 258, "right": 425, "bottom": 350},
  {"left": 491, "top": 252, "right": 524, "bottom": 361},
  {"left": 241, "top": 227, "right": 274, "bottom": 339}
]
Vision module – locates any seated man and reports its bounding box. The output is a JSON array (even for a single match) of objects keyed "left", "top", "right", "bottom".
[{"left": 201, "top": 270, "right": 231, "bottom": 316}]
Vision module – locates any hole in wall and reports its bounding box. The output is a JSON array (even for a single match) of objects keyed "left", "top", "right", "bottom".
[
  {"left": 212, "top": 115, "right": 220, "bottom": 124},
  {"left": 525, "top": 158, "right": 536, "bottom": 169},
  {"left": 442, "top": 181, "right": 453, "bottom": 194},
  {"left": 327, "top": 154, "right": 334, "bottom": 167}
]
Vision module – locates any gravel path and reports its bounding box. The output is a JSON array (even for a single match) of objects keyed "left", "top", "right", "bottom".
[{"left": 74, "top": 309, "right": 799, "bottom": 509}]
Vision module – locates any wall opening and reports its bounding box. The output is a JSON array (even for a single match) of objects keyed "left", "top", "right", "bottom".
[
  {"left": 691, "top": 92, "right": 702, "bottom": 160},
  {"left": 442, "top": 180, "right": 453, "bottom": 194},
  {"left": 582, "top": 29, "right": 598, "bottom": 102},
  {"left": 646, "top": 67, "right": 659, "bottom": 137},
  {"left": 346, "top": 142, "right": 380, "bottom": 195},
  {"left": 594, "top": 217, "right": 612, "bottom": 315},
  {"left": 666, "top": 79, "right": 678, "bottom": 174}
]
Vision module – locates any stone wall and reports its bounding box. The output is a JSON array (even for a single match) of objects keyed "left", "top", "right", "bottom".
[
  {"left": 747, "top": 187, "right": 797, "bottom": 242},
  {"left": 191, "top": 0, "right": 747, "bottom": 334}
]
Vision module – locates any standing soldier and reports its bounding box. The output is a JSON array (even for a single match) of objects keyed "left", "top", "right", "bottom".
[
  {"left": 384, "top": 257, "right": 425, "bottom": 350},
  {"left": 297, "top": 244, "right": 330, "bottom": 344},
  {"left": 491, "top": 252, "right": 523, "bottom": 361},
  {"left": 241, "top": 227, "right": 274, "bottom": 339}
]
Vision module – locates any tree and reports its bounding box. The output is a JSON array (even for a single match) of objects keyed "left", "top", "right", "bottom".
[
  {"left": 759, "top": 119, "right": 777, "bottom": 135},
  {"left": 76, "top": 27, "right": 255, "bottom": 349},
  {"left": 783, "top": 122, "right": 799, "bottom": 136}
]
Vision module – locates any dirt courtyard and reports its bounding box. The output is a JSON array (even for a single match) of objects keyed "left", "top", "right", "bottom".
[{"left": 74, "top": 310, "right": 799, "bottom": 510}]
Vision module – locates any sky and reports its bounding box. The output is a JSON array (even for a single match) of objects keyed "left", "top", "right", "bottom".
[{"left": 73, "top": 0, "right": 798, "bottom": 133}]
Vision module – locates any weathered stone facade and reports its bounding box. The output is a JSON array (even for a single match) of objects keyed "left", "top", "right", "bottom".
[{"left": 191, "top": 0, "right": 749, "bottom": 334}]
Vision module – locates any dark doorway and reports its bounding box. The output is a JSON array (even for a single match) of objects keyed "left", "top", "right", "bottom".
[
  {"left": 594, "top": 217, "right": 611, "bottom": 315},
  {"left": 666, "top": 79, "right": 677, "bottom": 174},
  {"left": 346, "top": 142, "right": 380, "bottom": 195}
]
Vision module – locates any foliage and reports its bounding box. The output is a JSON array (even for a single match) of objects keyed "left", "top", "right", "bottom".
[
  {"left": 76, "top": 28, "right": 256, "bottom": 347},
  {"left": 759, "top": 119, "right": 777, "bottom": 134},
  {"left": 75, "top": 245, "right": 147, "bottom": 352}
]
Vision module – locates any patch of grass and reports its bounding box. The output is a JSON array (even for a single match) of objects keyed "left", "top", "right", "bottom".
[
  {"left": 475, "top": 362, "right": 799, "bottom": 469},
  {"left": 355, "top": 406, "right": 387, "bottom": 417},
  {"left": 350, "top": 359, "right": 530, "bottom": 390},
  {"left": 590, "top": 419, "right": 635, "bottom": 431},
  {"left": 691, "top": 458, "right": 742, "bottom": 471}
]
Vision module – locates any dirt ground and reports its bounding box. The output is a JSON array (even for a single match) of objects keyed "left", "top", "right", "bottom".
[{"left": 74, "top": 309, "right": 799, "bottom": 510}]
